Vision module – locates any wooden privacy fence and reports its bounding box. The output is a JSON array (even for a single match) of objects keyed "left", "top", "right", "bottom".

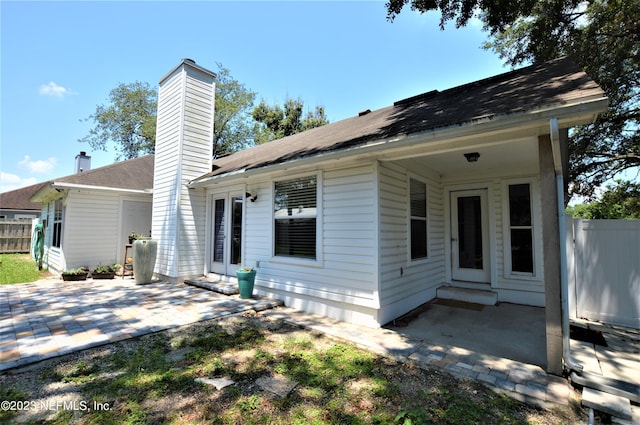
[
  {"left": 567, "top": 217, "right": 640, "bottom": 329},
  {"left": 0, "top": 219, "right": 33, "bottom": 253}
]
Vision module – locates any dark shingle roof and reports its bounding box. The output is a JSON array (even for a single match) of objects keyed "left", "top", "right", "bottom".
[
  {"left": 53, "top": 154, "right": 154, "bottom": 190},
  {"left": 197, "top": 57, "right": 604, "bottom": 181},
  {"left": 29, "top": 155, "right": 154, "bottom": 202},
  {"left": 0, "top": 182, "right": 48, "bottom": 211}
]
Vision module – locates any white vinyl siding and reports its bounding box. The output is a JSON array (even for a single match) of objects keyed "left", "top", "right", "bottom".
[
  {"left": 236, "top": 163, "right": 379, "bottom": 326},
  {"left": 62, "top": 190, "right": 120, "bottom": 268},
  {"left": 378, "top": 161, "right": 444, "bottom": 324},
  {"left": 39, "top": 191, "right": 152, "bottom": 273},
  {"left": 153, "top": 61, "right": 215, "bottom": 278},
  {"left": 153, "top": 70, "right": 183, "bottom": 276}
]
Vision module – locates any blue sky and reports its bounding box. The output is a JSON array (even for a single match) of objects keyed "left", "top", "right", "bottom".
[{"left": 1, "top": 1, "right": 509, "bottom": 193}]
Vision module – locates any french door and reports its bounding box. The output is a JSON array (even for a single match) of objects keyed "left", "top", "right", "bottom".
[
  {"left": 450, "top": 189, "right": 490, "bottom": 283},
  {"left": 211, "top": 193, "right": 244, "bottom": 275}
]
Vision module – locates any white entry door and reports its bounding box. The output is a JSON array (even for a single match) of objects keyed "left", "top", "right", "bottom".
[
  {"left": 210, "top": 193, "right": 244, "bottom": 276},
  {"left": 450, "top": 190, "right": 490, "bottom": 283}
]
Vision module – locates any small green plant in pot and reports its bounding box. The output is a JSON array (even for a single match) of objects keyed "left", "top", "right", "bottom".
[
  {"left": 236, "top": 266, "right": 256, "bottom": 299},
  {"left": 62, "top": 268, "right": 89, "bottom": 281},
  {"left": 92, "top": 263, "right": 121, "bottom": 279}
]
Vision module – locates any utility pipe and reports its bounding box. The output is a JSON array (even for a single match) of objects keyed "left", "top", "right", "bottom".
[{"left": 549, "top": 117, "right": 583, "bottom": 373}]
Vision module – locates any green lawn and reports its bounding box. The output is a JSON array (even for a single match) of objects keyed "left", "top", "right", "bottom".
[{"left": 0, "top": 253, "right": 49, "bottom": 285}]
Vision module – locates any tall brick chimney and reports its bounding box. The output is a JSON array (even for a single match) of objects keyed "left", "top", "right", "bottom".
[{"left": 152, "top": 59, "right": 216, "bottom": 280}]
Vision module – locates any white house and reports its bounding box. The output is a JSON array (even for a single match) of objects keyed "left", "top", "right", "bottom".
[
  {"left": 152, "top": 57, "right": 607, "bottom": 374},
  {"left": 30, "top": 155, "right": 154, "bottom": 272}
]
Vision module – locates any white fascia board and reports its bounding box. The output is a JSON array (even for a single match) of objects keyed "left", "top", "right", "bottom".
[
  {"left": 51, "top": 182, "right": 153, "bottom": 195},
  {"left": 189, "top": 96, "right": 608, "bottom": 189}
]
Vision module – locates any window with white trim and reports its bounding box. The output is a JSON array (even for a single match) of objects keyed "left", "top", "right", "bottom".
[
  {"left": 274, "top": 175, "right": 317, "bottom": 259},
  {"left": 410, "top": 178, "right": 428, "bottom": 260},
  {"left": 507, "top": 183, "right": 534, "bottom": 273},
  {"left": 53, "top": 199, "right": 63, "bottom": 248}
]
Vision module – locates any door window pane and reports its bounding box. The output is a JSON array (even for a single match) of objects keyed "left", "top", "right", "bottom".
[
  {"left": 231, "top": 196, "right": 243, "bottom": 264},
  {"left": 457, "top": 196, "right": 483, "bottom": 269},
  {"left": 213, "top": 199, "right": 225, "bottom": 263}
]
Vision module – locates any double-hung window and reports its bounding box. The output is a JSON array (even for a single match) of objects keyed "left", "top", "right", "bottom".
[
  {"left": 507, "top": 183, "right": 534, "bottom": 274},
  {"left": 274, "top": 175, "right": 317, "bottom": 259},
  {"left": 410, "top": 178, "right": 428, "bottom": 260}
]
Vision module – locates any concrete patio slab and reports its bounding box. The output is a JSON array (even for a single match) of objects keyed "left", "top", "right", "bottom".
[{"left": 387, "top": 301, "right": 547, "bottom": 368}]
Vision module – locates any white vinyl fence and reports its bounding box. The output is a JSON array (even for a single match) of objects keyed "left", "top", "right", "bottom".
[{"left": 567, "top": 217, "right": 640, "bottom": 329}]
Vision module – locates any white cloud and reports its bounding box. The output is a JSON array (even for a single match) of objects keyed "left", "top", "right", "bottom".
[
  {"left": 0, "top": 172, "right": 38, "bottom": 193},
  {"left": 39, "top": 81, "right": 74, "bottom": 98},
  {"left": 18, "top": 155, "right": 57, "bottom": 174}
]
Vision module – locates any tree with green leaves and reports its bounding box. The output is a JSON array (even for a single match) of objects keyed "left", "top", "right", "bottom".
[
  {"left": 252, "top": 98, "right": 329, "bottom": 144},
  {"left": 81, "top": 64, "right": 257, "bottom": 160},
  {"left": 212, "top": 64, "right": 257, "bottom": 156},
  {"left": 80, "top": 81, "right": 157, "bottom": 160},
  {"left": 566, "top": 180, "right": 640, "bottom": 219},
  {"left": 385, "top": 0, "right": 639, "bottom": 200}
]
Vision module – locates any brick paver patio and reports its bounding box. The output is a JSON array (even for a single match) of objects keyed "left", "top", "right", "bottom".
[{"left": 0, "top": 278, "right": 281, "bottom": 371}]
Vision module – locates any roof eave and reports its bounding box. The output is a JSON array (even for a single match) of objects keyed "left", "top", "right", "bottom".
[
  {"left": 30, "top": 182, "right": 153, "bottom": 202},
  {"left": 52, "top": 182, "right": 153, "bottom": 194},
  {"left": 29, "top": 182, "right": 56, "bottom": 203},
  {"left": 189, "top": 95, "right": 608, "bottom": 188}
]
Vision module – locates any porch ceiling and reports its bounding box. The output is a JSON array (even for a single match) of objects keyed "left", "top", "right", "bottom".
[{"left": 389, "top": 137, "right": 540, "bottom": 179}]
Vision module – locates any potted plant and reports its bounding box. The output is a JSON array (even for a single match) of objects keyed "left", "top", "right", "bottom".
[
  {"left": 236, "top": 266, "right": 257, "bottom": 299},
  {"left": 92, "top": 263, "right": 121, "bottom": 279},
  {"left": 62, "top": 268, "right": 89, "bottom": 281},
  {"left": 128, "top": 232, "right": 146, "bottom": 244}
]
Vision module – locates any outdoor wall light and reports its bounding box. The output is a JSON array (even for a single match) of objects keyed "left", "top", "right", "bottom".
[
  {"left": 246, "top": 191, "right": 258, "bottom": 202},
  {"left": 464, "top": 152, "right": 480, "bottom": 163}
]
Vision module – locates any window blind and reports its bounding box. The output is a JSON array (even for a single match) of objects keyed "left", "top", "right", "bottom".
[{"left": 274, "top": 176, "right": 317, "bottom": 259}]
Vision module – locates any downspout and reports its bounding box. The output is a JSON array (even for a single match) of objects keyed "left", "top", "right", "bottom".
[{"left": 549, "top": 118, "right": 583, "bottom": 373}]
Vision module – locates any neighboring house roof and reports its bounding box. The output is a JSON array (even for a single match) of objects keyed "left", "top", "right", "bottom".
[
  {"left": 30, "top": 155, "right": 154, "bottom": 203},
  {"left": 195, "top": 56, "right": 605, "bottom": 182},
  {"left": 0, "top": 182, "right": 48, "bottom": 211}
]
